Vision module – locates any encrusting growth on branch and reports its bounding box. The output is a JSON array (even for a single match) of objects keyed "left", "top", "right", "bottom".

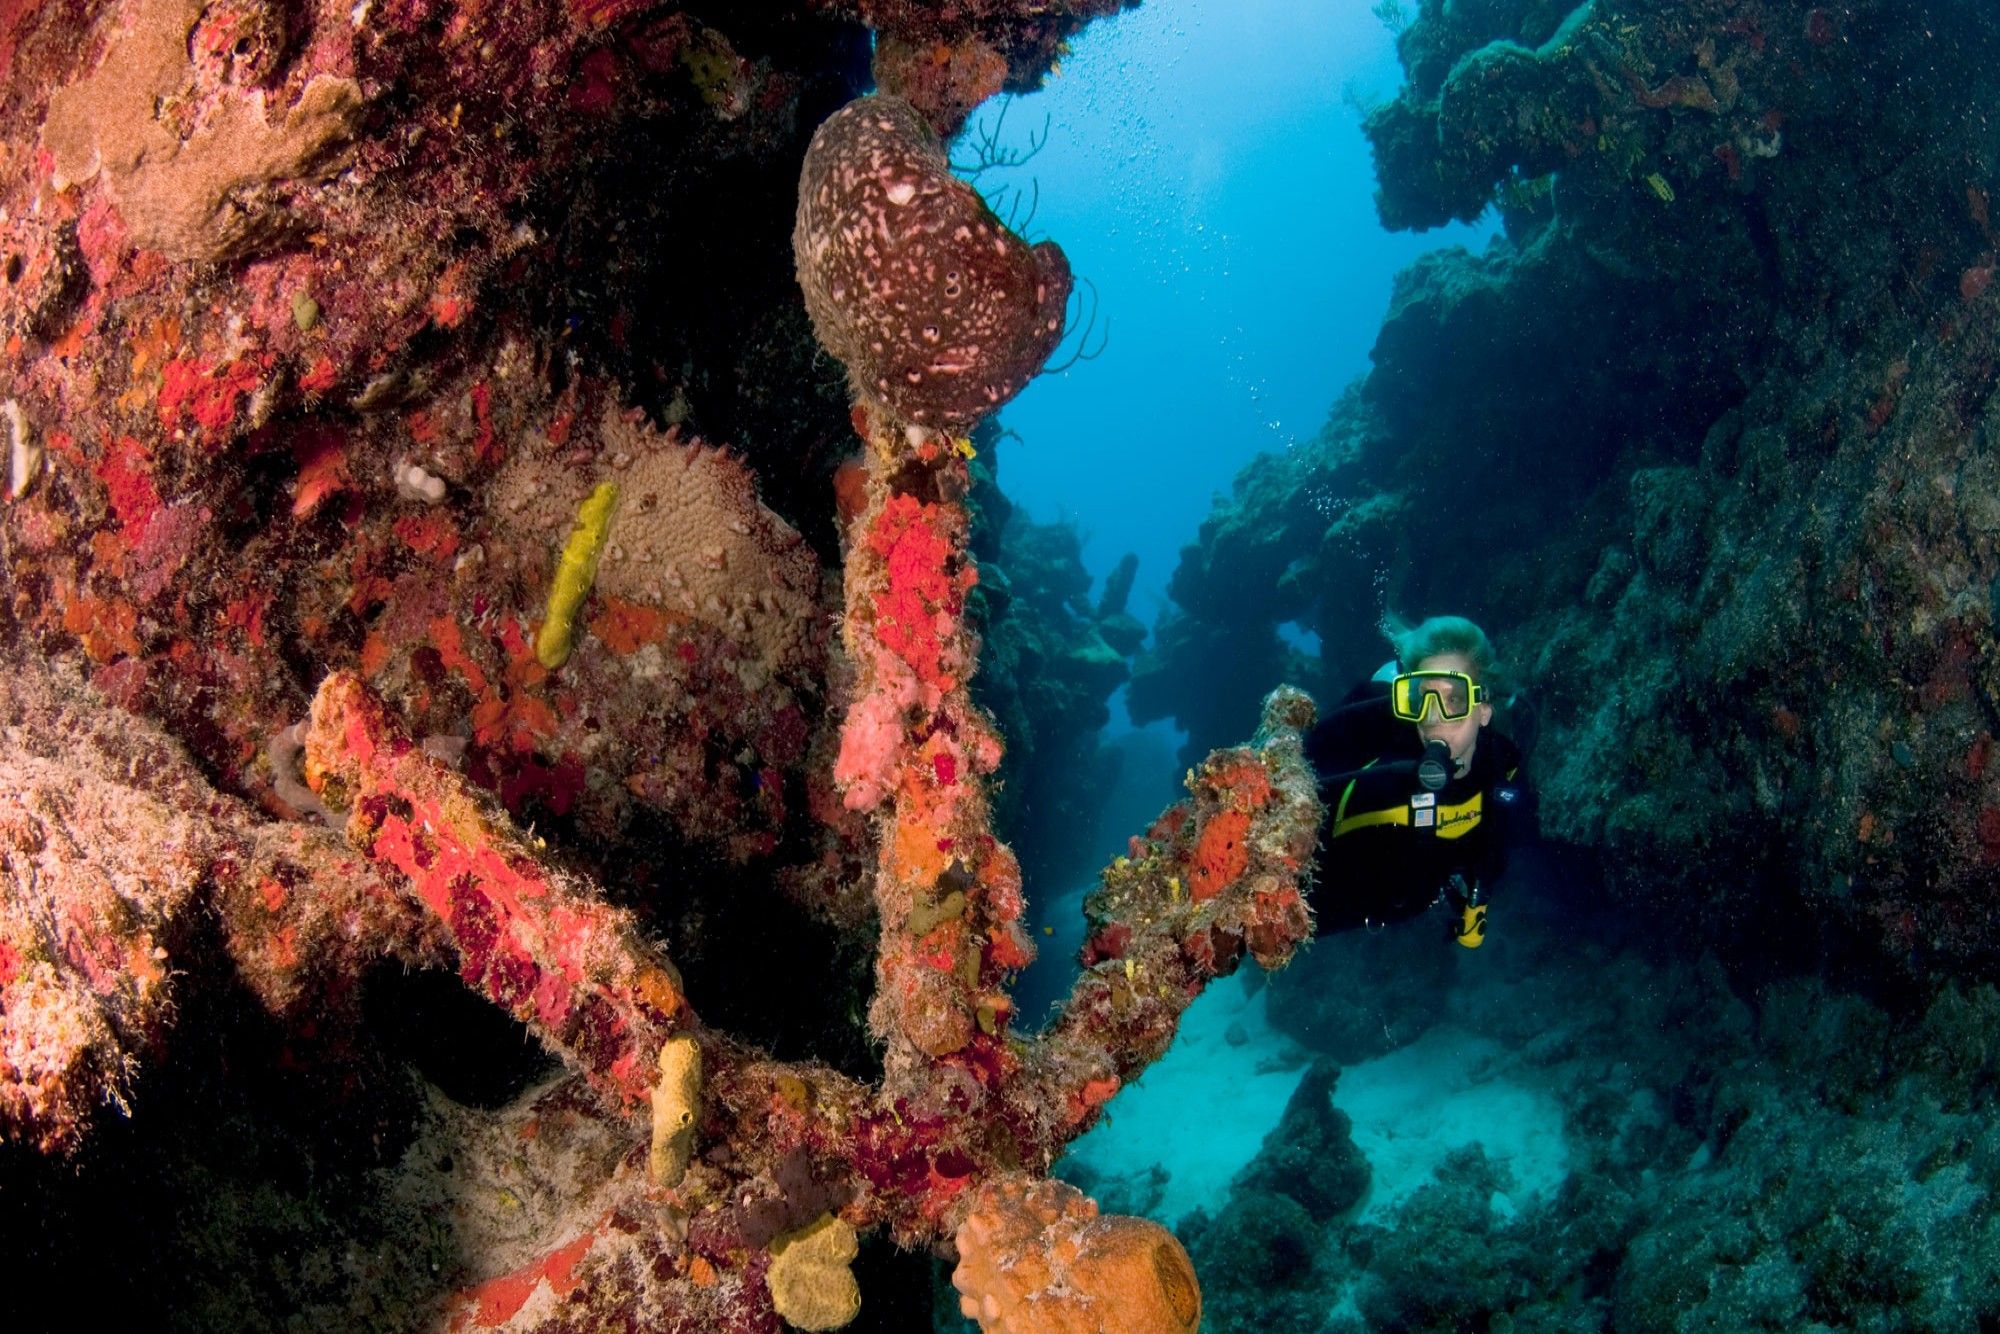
[{"left": 302, "top": 669, "right": 695, "bottom": 1116}]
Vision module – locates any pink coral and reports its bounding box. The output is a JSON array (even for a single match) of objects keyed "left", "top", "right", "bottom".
[
  {"left": 834, "top": 688, "right": 912, "bottom": 811},
  {"left": 868, "top": 491, "right": 973, "bottom": 690}
]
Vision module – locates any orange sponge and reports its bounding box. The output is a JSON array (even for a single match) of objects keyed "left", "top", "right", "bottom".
[{"left": 951, "top": 1175, "right": 1200, "bottom": 1333}]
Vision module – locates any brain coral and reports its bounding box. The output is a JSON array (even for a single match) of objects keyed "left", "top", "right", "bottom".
[
  {"left": 952, "top": 1175, "right": 1201, "bottom": 1333},
  {"left": 793, "top": 95, "right": 1072, "bottom": 428}
]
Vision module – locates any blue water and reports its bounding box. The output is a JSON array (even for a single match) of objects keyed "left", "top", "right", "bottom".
[
  {"left": 966, "top": 0, "right": 1495, "bottom": 1031},
  {"left": 964, "top": 0, "right": 1492, "bottom": 664}
]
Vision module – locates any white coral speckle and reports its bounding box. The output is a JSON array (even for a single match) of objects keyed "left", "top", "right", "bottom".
[{"left": 3, "top": 399, "right": 40, "bottom": 503}]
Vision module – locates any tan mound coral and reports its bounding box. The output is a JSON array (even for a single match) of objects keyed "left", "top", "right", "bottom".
[
  {"left": 951, "top": 1175, "right": 1201, "bottom": 1334},
  {"left": 794, "top": 95, "right": 1072, "bottom": 428},
  {"left": 487, "top": 407, "right": 822, "bottom": 687},
  {"left": 594, "top": 411, "right": 821, "bottom": 681},
  {"left": 41, "top": 0, "right": 363, "bottom": 262}
]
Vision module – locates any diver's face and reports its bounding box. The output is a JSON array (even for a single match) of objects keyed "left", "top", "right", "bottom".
[{"left": 1410, "top": 652, "right": 1491, "bottom": 776}]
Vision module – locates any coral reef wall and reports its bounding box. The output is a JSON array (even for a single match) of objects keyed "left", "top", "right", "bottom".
[
  {"left": 1200, "top": 898, "right": 2000, "bottom": 1333},
  {"left": 1135, "top": 0, "right": 2000, "bottom": 981},
  {"left": 0, "top": 0, "right": 1252, "bottom": 1330}
]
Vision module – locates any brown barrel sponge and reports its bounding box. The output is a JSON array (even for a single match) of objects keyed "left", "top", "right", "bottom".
[{"left": 794, "top": 95, "right": 1073, "bottom": 429}]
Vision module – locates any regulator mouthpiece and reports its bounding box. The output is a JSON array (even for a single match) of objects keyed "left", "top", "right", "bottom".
[{"left": 1417, "top": 739, "right": 1454, "bottom": 792}]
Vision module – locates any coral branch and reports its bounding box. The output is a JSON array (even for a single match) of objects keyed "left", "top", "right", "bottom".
[
  {"left": 1012, "top": 688, "right": 1319, "bottom": 1147},
  {"left": 302, "top": 670, "right": 693, "bottom": 1116},
  {"left": 823, "top": 405, "right": 1316, "bottom": 1316},
  {"left": 834, "top": 410, "right": 1033, "bottom": 1103}
]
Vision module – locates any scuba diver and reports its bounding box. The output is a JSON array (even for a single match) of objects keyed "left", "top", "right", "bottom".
[{"left": 1305, "top": 615, "right": 1534, "bottom": 948}]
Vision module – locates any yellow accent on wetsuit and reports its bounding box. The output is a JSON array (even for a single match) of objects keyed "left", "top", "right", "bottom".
[{"left": 1331, "top": 782, "right": 1485, "bottom": 841}]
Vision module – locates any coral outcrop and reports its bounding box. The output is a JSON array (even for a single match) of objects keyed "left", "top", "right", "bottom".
[
  {"left": 1176, "top": 1057, "right": 1369, "bottom": 1334},
  {"left": 819, "top": 0, "right": 1139, "bottom": 135},
  {"left": 0, "top": 0, "right": 1314, "bottom": 1326},
  {"left": 1137, "top": 0, "right": 2000, "bottom": 979},
  {"left": 1229, "top": 1059, "right": 1370, "bottom": 1222},
  {"left": 41, "top": 0, "right": 366, "bottom": 263},
  {"left": 0, "top": 655, "right": 437, "bottom": 1154},
  {"left": 1139, "top": 897, "right": 2000, "bottom": 1334}
]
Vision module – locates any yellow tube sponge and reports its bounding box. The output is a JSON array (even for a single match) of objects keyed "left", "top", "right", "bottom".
[
  {"left": 648, "top": 1034, "right": 701, "bottom": 1187},
  {"left": 766, "top": 1213, "right": 862, "bottom": 1331},
  {"left": 535, "top": 481, "right": 619, "bottom": 669}
]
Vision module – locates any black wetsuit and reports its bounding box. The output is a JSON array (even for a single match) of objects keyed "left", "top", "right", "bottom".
[{"left": 1305, "top": 679, "right": 1533, "bottom": 937}]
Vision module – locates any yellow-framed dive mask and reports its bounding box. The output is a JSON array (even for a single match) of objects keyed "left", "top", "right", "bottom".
[{"left": 1390, "top": 670, "right": 1489, "bottom": 724}]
